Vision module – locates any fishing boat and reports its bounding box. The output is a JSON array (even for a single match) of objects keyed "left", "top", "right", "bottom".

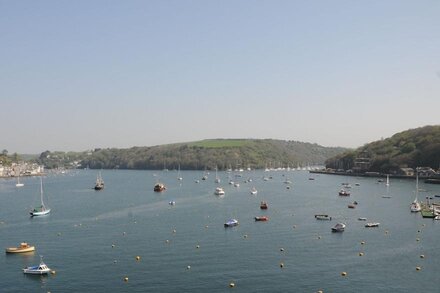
[
  {"left": 94, "top": 171, "right": 104, "bottom": 190},
  {"left": 214, "top": 187, "right": 225, "bottom": 196},
  {"left": 365, "top": 222, "right": 380, "bottom": 228},
  {"left": 154, "top": 183, "right": 166, "bottom": 192},
  {"left": 410, "top": 172, "right": 421, "bottom": 212},
  {"left": 315, "top": 214, "right": 332, "bottom": 220},
  {"left": 260, "top": 201, "right": 268, "bottom": 210},
  {"left": 331, "top": 223, "right": 345, "bottom": 232},
  {"left": 23, "top": 256, "right": 51, "bottom": 275},
  {"left": 5, "top": 242, "right": 35, "bottom": 253},
  {"left": 224, "top": 219, "right": 239, "bottom": 227},
  {"left": 30, "top": 177, "right": 51, "bottom": 216},
  {"left": 254, "top": 216, "right": 269, "bottom": 221}
]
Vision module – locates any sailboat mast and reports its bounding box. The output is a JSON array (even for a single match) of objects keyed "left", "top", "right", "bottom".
[
  {"left": 40, "top": 177, "right": 43, "bottom": 204},
  {"left": 415, "top": 171, "right": 419, "bottom": 201}
]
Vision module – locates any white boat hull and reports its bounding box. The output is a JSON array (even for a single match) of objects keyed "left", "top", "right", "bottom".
[{"left": 30, "top": 209, "right": 51, "bottom": 216}]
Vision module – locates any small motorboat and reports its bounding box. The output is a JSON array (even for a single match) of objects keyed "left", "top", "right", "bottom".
[
  {"left": 154, "top": 183, "right": 166, "bottom": 192},
  {"left": 315, "top": 214, "right": 332, "bottom": 220},
  {"left": 365, "top": 222, "right": 380, "bottom": 228},
  {"left": 250, "top": 187, "right": 258, "bottom": 195},
  {"left": 5, "top": 242, "right": 35, "bottom": 254},
  {"left": 23, "top": 257, "right": 51, "bottom": 275},
  {"left": 358, "top": 217, "right": 367, "bottom": 221},
  {"left": 224, "top": 219, "right": 239, "bottom": 227},
  {"left": 260, "top": 201, "right": 268, "bottom": 210},
  {"left": 348, "top": 204, "right": 356, "bottom": 209},
  {"left": 339, "top": 189, "right": 350, "bottom": 196},
  {"left": 214, "top": 187, "right": 225, "bottom": 196},
  {"left": 168, "top": 201, "right": 176, "bottom": 205},
  {"left": 331, "top": 223, "right": 345, "bottom": 232},
  {"left": 254, "top": 216, "right": 269, "bottom": 221}
]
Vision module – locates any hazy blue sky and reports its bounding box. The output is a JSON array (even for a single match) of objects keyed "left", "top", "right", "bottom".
[{"left": 1, "top": 1, "right": 439, "bottom": 154}]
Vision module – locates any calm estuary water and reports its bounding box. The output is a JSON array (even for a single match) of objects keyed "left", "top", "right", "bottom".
[{"left": 1, "top": 169, "right": 439, "bottom": 292}]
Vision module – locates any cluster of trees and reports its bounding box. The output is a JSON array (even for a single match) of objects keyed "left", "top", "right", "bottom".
[
  {"left": 36, "top": 139, "right": 347, "bottom": 170},
  {"left": 0, "top": 149, "right": 20, "bottom": 165},
  {"left": 325, "top": 125, "right": 440, "bottom": 173}
]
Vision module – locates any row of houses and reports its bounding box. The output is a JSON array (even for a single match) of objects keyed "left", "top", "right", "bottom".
[{"left": 0, "top": 162, "right": 44, "bottom": 177}]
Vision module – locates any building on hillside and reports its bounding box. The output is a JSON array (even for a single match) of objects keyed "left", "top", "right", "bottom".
[
  {"left": 399, "top": 168, "right": 414, "bottom": 176},
  {"left": 352, "top": 152, "right": 371, "bottom": 173},
  {"left": 417, "top": 167, "right": 436, "bottom": 178}
]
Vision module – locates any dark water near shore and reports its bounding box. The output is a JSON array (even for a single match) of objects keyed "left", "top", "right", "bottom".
[{"left": 1, "top": 169, "right": 439, "bottom": 292}]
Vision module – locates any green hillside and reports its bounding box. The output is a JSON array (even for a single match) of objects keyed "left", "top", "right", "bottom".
[
  {"left": 325, "top": 125, "right": 440, "bottom": 173},
  {"left": 37, "top": 139, "right": 347, "bottom": 170}
]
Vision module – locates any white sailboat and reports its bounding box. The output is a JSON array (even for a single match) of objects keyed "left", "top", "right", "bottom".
[
  {"left": 381, "top": 175, "right": 392, "bottom": 198},
  {"left": 30, "top": 177, "right": 51, "bottom": 216},
  {"left": 177, "top": 164, "right": 183, "bottom": 181},
  {"left": 16, "top": 174, "right": 24, "bottom": 187},
  {"left": 94, "top": 171, "right": 104, "bottom": 190},
  {"left": 410, "top": 172, "right": 421, "bottom": 212},
  {"left": 214, "top": 166, "right": 220, "bottom": 183}
]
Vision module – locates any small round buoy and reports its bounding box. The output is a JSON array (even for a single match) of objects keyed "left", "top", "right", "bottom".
[
  {"left": 173, "top": 229, "right": 177, "bottom": 233},
  {"left": 196, "top": 245, "right": 200, "bottom": 249},
  {"left": 317, "top": 236, "right": 322, "bottom": 239},
  {"left": 341, "top": 271, "right": 347, "bottom": 276},
  {"left": 416, "top": 238, "right": 420, "bottom": 242},
  {"left": 280, "top": 248, "right": 284, "bottom": 252},
  {"left": 416, "top": 266, "right": 421, "bottom": 271},
  {"left": 112, "top": 244, "right": 115, "bottom": 248},
  {"left": 229, "top": 282, "right": 235, "bottom": 288},
  {"left": 293, "top": 225, "right": 297, "bottom": 229},
  {"left": 360, "top": 241, "right": 365, "bottom": 245},
  {"left": 187, "top": 265, "right": 191, "bottom": 270},
  {"left": 124, "top": 277, "right": 128, "bottom": 282},
  {"left": 243, "top": 234, "right": 248, "bottom": 238},
  {"left": 50, "top": 270, "right": 56, "bottom": 275},
  {"left": 114, "top": 260, "right": 117, "bottom": 263},
  {"left": 57, "top": 232, "right": 61, "bottom": 236},
  {"left": 280, "top": 262, "right": 284, "bottom": 268},
  {"left": 417, "top": 230, "right": 421, "bottom": 233},
  {"left": 385, "top": 230, "right": 389, "bottom": 234},
  {"left": 420, "top": 255, "right": 425, "bottom": 259},
  {"left": 123, "top": 232, "right": 126, "bottom": 235},
  {"left": 359, "top": 252, "right": 364, "bottom": 256},
  {"left": 135, "top": 256, "right": 141, "bottom": 261}
]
